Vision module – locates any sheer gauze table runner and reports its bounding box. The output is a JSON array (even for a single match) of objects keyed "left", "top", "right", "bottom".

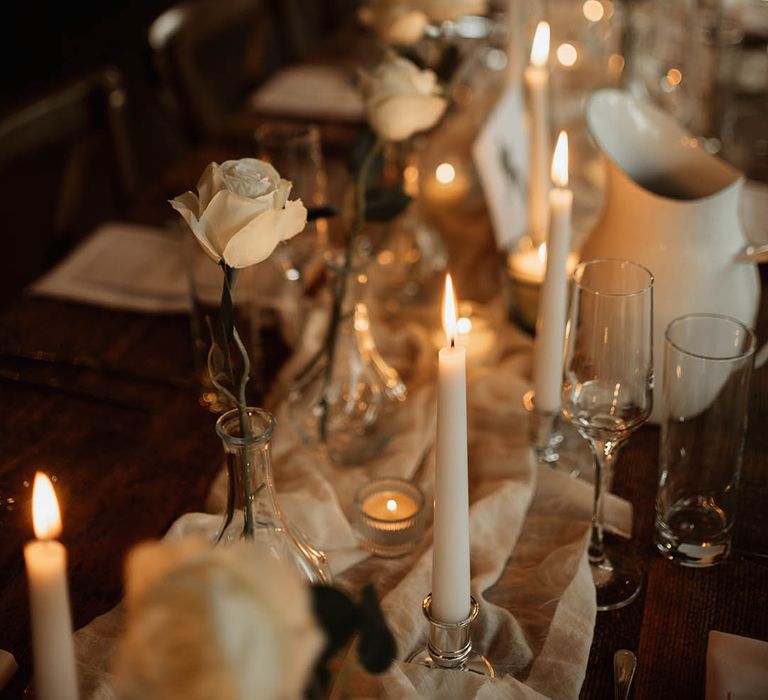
[{"left": 74, "top": 294, "right": 631, "bottom": 700}]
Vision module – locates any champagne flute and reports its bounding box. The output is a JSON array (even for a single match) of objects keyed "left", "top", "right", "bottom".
[{"left": 562, "top": 259, "right": 654, "bottom": 611}]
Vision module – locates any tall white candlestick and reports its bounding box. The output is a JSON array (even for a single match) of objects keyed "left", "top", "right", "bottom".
[
  {"left": 524, "top": 21, "right": 551, "bottom": 247},
  {"left": 432, "top": 275, "right": 471, "bottom": 624},
  {"left": 24, "top": 473, "right": 79, "bottom": 700},
  {"left": 533, "top": 131, "right": 573, "bottom": 413}
]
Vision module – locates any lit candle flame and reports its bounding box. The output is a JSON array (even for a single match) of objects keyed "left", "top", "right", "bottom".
[
  {"left": 386, "top": 499, "right": 397, "bottom": 512},
  {"left": 537, "top": 242, "right": 547, "bottom": 263},
  {"left": 551, "top": 131, "right": 569, "bottom": 188},
  {"left": 32, "top": 472, "right": 62, "bottom": 540},
  {"left": 443, "top": 274, "right": 458, "bottom": 347},
  {"left": 435, "top": 162, "right": 456, "bottom": 185},
  {"left": 530, "top": 21, "right": 550, "bottom": 68}
]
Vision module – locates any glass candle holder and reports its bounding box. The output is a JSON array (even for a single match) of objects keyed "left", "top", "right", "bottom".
[
  {"left": 353, "top": 478, "right": 426, "bottom": 557},
  {"left": 505, "top": 237, "right": 579, "bottom": 332},
  {"left": 429, "top": 302, "right": 500, "bottom": 371}
]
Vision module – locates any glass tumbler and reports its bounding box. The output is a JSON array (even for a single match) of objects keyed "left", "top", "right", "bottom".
[
  {"left": 254, "top": 122, "right": 328, "bottom": 281},
  {"left": 655, "top": 313, "right": 755, "bottom": 567}
]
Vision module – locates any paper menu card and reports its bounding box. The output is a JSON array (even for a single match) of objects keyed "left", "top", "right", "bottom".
[
  {"left": 706, "top": 630, "right": 768, "bottom": 700},
  {"left": 472, "top": 84, "right": 528, "bottom": 251}
]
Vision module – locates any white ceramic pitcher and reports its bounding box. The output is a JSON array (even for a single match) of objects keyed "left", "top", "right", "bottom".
[{"left": 582, "top": 90, "right": 761, "bottom": 423}]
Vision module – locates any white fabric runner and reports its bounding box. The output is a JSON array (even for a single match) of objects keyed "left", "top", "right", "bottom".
[{"left": 74, "top": 295, "right": 631, "bottom": 699}]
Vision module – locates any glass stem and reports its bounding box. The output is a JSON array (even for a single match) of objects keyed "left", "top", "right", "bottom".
[{"left": 587, "top": 438, "right": 620, "bottom": 565}]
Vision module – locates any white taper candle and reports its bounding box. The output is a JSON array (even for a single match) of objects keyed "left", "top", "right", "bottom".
[
  {"left": 524, "top": 21, "right": 551, "bottom": 246},
  {"left": 432, "top": 274, "right": 472, "bottom": 623},
  {"left": 533, "top": 131, "right": 573, "bottom": 412},
  {"left": 24, "top": 473, "right": 79, "bottom": 700}
]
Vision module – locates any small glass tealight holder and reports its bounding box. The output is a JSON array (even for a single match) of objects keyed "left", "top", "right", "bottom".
[
  {"left": 504, "top": 237, "right": 579, "bottom": 333},
  {"left": 523, "top": 390, "right": 589, "bottom": 479},
  {"left": 353, "top": 478, "right": 425, "bottom": 557}
]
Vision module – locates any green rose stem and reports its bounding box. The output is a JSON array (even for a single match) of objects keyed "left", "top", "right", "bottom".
[
  {"left": 318, "top": 136, "right": 383, "bottom": 443},
  {"left": 208, "top": 264, "right": 258, "bottom": 539}
]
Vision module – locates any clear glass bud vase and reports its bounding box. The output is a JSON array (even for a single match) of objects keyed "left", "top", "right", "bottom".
[
  {"left": 288, "top": 256, "right": 407, "bottom": 465},
  {"left": 216, "top": 407, "right": 331, "bottom": 584}
]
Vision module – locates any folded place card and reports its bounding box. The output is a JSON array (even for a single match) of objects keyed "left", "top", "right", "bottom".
[
  {"left": 249, "top": 64, "right": 364, "bottom": 122},
  {"left": 706, "top": 630, "right": 768, "bottom": 700},
  {"left": 30, "top": 223, "right": 189, "bottom": 313}
]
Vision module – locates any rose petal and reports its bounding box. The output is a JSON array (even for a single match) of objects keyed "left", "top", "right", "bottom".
[
  {"left": 170, "top": 192, "right": 222, "bottom": 263},
  {"left": 170, "top": 191, "right": 200, "bottom": 223},
  {"left": 196, "top": 162, "right": 224, "bottom": 211},
  {"left": 275, "top": 179, "right": 292, "bottom": 209},
  {"left": 220, "top": 158, "right": 281, "bottom": 186},
  {"left": 199, "top": 189, "right": 274, "bottom": 255},
  {"left": 279, "top": 199, "right": 308, "bottom": 241},
  {"left": 420, "top": 0, "right": 488, "bottom": 22},
  {"left": 367, "top": 94, "right": 447, "bottom": 141},
  {"left": 219, "top": 158, "right": 281, "bottom": 199},
  {"left": 221, "top": 213, "right": 284, "bottom": 269},
  {"left": 222, "top": 200, "right": 307, "bottom": 268},
  {"left": 384, "top": 11, "right": 428, "bottom": 45}
]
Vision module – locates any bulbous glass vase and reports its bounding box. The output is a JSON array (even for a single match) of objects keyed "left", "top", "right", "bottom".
[
  {"left": 216, "top": 406, "right": 331, "bottom": 584},
  {"left": 288, "top": 256, "right": 407, "bottom": 465}
]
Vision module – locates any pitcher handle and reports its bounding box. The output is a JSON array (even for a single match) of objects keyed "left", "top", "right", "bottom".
[
  {"left": 735, "top": 244, "right": 768, "bottom": 264},
  {"left": 733, "top": 247, "right": 768, "bottom": 367},
  {"left": 756, "top": 343, "right": 768, "bottom": 369}
]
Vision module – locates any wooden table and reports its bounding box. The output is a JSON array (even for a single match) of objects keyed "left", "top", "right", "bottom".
[{"left": 0, "top": 152, "right": 766, "bottom": 699}]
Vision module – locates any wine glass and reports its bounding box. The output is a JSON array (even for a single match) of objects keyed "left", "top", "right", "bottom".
[{"left": 561, "top": 259, "right": 654, "bottom": 611}]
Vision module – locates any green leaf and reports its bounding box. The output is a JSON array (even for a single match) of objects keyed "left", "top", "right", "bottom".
[
  {"left": 205, "top": 317, "right": 228, "bottom": 380},
  {"left": 356, "top": 584, "right": 396, "bottom": 674},
  {"left": 307, "top": 206, "right": 338, "bottom": 222},
  {"left": 399, "top": 48, "right": 427, "bottom": 70},
  {"left": 435, "top": 43, "right": 461, "bottom": 83},
  {"left": 348, "top": 127, "right": 384, "bottom": 187},
  {"left": 364, "top": 187, "right": 411, "bottom": 222},
  {"left": 310, "top": 585, "right": 358, "bottom": 656}
]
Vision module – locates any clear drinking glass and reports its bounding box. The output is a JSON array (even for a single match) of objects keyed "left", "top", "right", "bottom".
[
  {"left": 562, "top": 259, "right": 654, "bottom": 611},
  {"left": 655, "top": 314, "right": 755, "bottom": 567},
  {"left": 254, "top": 122, "right": 328, "bottom": 281}
]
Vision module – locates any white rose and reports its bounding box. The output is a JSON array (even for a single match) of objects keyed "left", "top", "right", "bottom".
[
  {"left": 360, "top": 56, "right": 447, "bottom": 142},
  {"left": 170, "top": 158, "right": 307, "bottom": 269},
  {"left": 417, "top": 0, "right": 488, "bottom": 22},
  {"left": 358, "top": 1, "right": 429, "bottom": 46},
  {"left": 114, "top": 539, "right": 324, "bottom": 700}
]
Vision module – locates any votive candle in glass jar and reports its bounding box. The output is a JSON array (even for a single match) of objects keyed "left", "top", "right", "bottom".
[{"left": 353, "top": 478, "right": 425, "bottom": 557}]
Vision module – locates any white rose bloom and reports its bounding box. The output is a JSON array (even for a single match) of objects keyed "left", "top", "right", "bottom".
[
  {"left": 115, "top": 539, "right": 324, "bottom": 700},
  {"left": 358, "top": 0, "right": 429, "bottom": 46},
  {"left": 361, "top": 56, "right": 447, "bottom": 142},
  {"left": 170, "top": 158, "right": 307, "bottom": 269},
  {"left": 417, "top": 0, "right": 488, "bottom": 22}
]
